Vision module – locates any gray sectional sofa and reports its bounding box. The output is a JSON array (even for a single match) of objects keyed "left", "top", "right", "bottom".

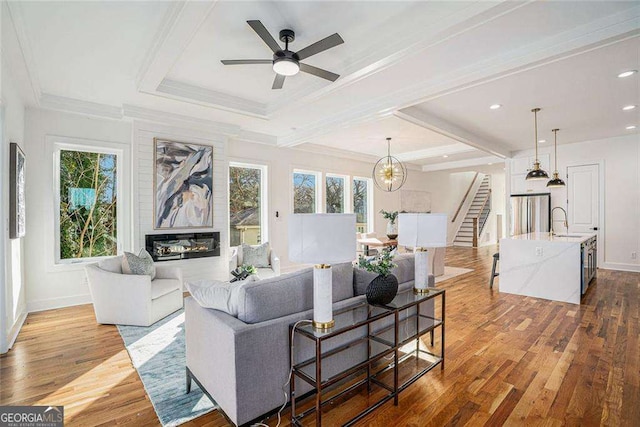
[{"left": 185, "top": 254, "right": 434, "bottom": 426}]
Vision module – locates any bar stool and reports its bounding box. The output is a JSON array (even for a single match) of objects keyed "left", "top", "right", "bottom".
[{"left": 490, "top": 252, "right": 499, "bottom": 288}]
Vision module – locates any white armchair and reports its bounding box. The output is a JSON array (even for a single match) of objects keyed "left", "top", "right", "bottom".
[
  {"left": 85, "top": 256, "right": 183, "bottom": 326},
  {"left": 229, "top": 245, "right": 280, "bottom": 279}
]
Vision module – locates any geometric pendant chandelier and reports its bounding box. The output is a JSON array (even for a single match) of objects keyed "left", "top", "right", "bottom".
[{"left": 373, "top": 137, "right": 407, "bottom": 192}]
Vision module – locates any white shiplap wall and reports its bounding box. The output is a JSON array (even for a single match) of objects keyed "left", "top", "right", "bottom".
[{"left": 133, "top": 121, "right": 229, "bottom": 283}]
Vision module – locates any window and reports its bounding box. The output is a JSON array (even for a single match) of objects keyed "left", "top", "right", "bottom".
[
  {"left": 229, "top": 163, "right": 267, "bottom": 247},
  {"left": 326, "top": 174, "right": 349, "bottom": 213},
  {"left": 353, "top": 177, "right": 373, "bottom": 233},
  {"left": 57, "top": 148, "right": 119, "bottom": 262},
  {"left": 293, "top": 170, "right": 320, "bottom": 213}
]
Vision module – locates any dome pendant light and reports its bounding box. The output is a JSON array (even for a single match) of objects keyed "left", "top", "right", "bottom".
[
  {"left": 547, "top": 128, "right": 566, "bottom": 188},
  {"left": 525, "top": 108, "right": 549, "bottom": 181},
  {"left": 373, "top": 137, "right": 407, "bottom": 192}
]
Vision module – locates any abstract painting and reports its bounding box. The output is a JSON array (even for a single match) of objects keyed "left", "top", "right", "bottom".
[
  {"left": 10, "top": 142, "right": 26, "bottom": 239},
  {"left": 154, "top": 138, "right": 213, "bottom": 229}
]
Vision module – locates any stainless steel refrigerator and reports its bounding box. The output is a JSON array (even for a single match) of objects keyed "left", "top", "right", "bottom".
[{"left": 510, "top": 193, "right": 551, "bottom": 236}]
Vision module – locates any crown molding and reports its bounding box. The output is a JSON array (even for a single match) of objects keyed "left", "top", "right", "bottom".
[
  {"left": 232, "top": 130, "right": 277, "bottom": 146},
  {"left": 421, "top": 155, "right": 503, "bottom": 172},
  {"left": 5, "top": 1, "right": 42, "bottom": 104},
  {"left": 276, "top": 7, "right": 640, "bottom": 150},
  {"left": 123, "top": 104, "right": 240, "bottom": 135},
  {"left": 395, "top": 143, "right": 477, "bottom": 162},
  {"left": 136, "top": 1, "right": 218, "bottom": 93},
  {"left": 40, "top": 94, "right": 123, "bottom": 119},
  {"left": 155, "top": 79, "right": 268, "bottom": 119}
]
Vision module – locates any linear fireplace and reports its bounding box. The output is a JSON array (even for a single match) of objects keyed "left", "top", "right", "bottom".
[{"left": 145, "top": 232, "right": 220, "bottom": 262}]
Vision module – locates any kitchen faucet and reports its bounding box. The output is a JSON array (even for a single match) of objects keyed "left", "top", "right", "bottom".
[{"left": 550, "top": 207, "right": 569, "bottom": 236}]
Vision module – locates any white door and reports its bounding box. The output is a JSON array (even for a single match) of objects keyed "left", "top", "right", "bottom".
[{"left": 567, "top": 164, "right": 599, "bottom": 233}]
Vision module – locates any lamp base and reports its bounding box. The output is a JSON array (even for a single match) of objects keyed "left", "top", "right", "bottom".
[
  {"left": 413, "top": 287, "right": 431, "bottom": 294},
  {"left": 313, "top": 320, "right": 335, "bottom": 330}
]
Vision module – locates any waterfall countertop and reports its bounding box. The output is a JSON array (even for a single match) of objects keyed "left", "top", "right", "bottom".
[{"left": 509, "top": 232, "right": 597, "bottom": 244}]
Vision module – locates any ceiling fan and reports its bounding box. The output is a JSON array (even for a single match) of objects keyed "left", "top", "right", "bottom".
[{"left": 221, "top": 20, "right": 344, "bottom": 89}]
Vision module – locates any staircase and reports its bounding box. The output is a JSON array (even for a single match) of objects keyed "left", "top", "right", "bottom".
[{"left": 454, "top": 175, "right": 491, "bottom": 247}]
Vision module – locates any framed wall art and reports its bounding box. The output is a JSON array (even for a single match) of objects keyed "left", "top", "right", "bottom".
[
  {"left": 154, "top": 138, "right": 213, "bottom": 229},
  {"left": 10, "top": 142, "right": 26, "bottom": 239}
]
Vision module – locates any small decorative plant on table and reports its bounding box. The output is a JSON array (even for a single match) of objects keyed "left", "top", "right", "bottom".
[
  {"left": 358, "top": 247, "right": 398, "bottom": 305},
  {"left": 230, "top": 264, "right": 257, "bottom": 282},
  {"left": 380, "top": 210, "right": 399, "bottom": 239}
]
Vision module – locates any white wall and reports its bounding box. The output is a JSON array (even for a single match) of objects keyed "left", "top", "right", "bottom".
[
  {"left": 506, "top": 134, "right": 640, "bottom": 272},
  {"left": 23, "top": 109, "right": 132, "bottom": 311},
  {"left": 1, "top": 39, "right": 27, "bottom": 352},
  {"left": 420, "top": 163, "right": 507, "bottom": 245}
]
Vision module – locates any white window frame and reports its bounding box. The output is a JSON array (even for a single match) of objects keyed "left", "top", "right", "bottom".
[
  {"left": 229, "top": 161, "right": 269, "bottom": 246},
  {"left": 325, "top": 173, "right": 350, "bottom": 214},
  {"left": 49, "top": 136, "right": 131, "bottom": 268},
  {"left": 292, "top": 169, "right": 321, "bottom": 213},
  {"left": 353, "top": 176, "right": 374, "bottom": 233}
]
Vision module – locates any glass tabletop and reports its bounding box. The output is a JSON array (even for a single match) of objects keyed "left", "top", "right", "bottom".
[
  {"left": 295, "top": 301, "right": 393, "bottom": 340},
  {"left": 375, "top": 287, "right": 444, "bottom": 311}
]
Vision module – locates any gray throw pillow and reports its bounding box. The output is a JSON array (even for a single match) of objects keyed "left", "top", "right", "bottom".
[
  {"left": 242, "top": 242, "right": 270, "bottom": 268},
  {"left": 186, "top": 276, "right": 259, "bottom": 316},
  {"left": 122, "top": 249, "right": 156, "bottom": 280},
  {"left": 353, "top": 268, "right": 378, "bottom": 296}
]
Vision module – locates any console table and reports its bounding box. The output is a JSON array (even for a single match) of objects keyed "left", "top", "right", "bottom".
[{"left": 290, "top": 287, "right": 445, "bottom": 426}]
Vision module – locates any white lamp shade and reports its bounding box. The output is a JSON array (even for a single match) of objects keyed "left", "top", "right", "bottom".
[
  {"left": 398, "top": 213, "right": 448, "bottom": 248},
  {"left": 289, "top": 214, "right": 357, "bottom": 264}
]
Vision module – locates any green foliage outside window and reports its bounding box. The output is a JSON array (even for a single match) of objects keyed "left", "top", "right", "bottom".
[
  {"left": 326, "top": 176, "right": 344, "bottom": 213},
  {"left": 59, "top": 150, "right": 117, "bottom": 260}
]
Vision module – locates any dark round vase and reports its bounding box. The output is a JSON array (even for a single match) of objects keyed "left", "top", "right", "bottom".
[{"left": 366, "top": 274, "right": 399, "bottom": 305}]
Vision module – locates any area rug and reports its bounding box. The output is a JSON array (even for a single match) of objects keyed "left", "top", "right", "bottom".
[
  {"left": 435, "top": 266, "right": 474, "bottom": 283},
  {"left": 117, "top": 310, "right": 216, "bottom": 426}
]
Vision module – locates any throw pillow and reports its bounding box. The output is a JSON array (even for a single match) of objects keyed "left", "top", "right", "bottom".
[
  {"left": 353, "top": 268, "right": 378, "bottom": 296},
  {"left": 186, "top": 276, "right": 259, "bottom": 316},
  {"left": 241, "top": 242, "right": 270, "bottom": 268},
  {"left": 122, "top": 249, "right": 156, "bottom": 280}
]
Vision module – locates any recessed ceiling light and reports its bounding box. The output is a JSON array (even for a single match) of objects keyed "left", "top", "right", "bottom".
[
  {"left": 487, "top": 163, "right": 493, "bottom": 165},
  {"left": 626, "top": 125, "right": 637, "bottom": 130},
  {"left": 538, "top": 139, "right": 546, "bottom": 143},
  {"left": 489, "top": 104, "right": 502, "bottom": 110},
  {"left": 623, "top": 105, "right": 636, "bottom": 111},
  {"left": 618, "top": 70, "right": 637, "bottom": 78},
  {"left": 442, "top": 155, "right": 449, "bottom": 158}
]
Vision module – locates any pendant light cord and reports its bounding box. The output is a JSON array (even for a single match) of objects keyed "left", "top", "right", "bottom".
[{"left": 534, "top": 109, "right": 539, "bottom": 162}]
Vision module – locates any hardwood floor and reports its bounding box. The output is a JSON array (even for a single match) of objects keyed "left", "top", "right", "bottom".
[{"left": 1, "top": 246, "right": 638, "bottom": 426}]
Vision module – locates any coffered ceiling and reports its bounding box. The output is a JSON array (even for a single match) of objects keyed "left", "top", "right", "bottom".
[{"left": 3, "top": 0, "right": 639, "bottom": 169}]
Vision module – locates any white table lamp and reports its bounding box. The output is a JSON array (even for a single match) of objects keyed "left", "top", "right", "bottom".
[
  {"left": 398, "top": 213, "right": 448, "bottom": 293},
  {"left": 289, "top": 214, "right": 356, "bottom": 330}
]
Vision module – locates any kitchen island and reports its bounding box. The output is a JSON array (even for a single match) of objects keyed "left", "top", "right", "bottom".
[{"left": 499, "top": 232, "right": 597, "bottom": 304}]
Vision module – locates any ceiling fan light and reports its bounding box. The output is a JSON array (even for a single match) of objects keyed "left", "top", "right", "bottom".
[{"left": 273, "top": 57, "right": 299, "bottom": 76}]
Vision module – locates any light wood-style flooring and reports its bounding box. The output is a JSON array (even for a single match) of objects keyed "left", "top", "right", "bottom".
[{"left": 1, "top": 246, "right": 638, "bottom": 426}]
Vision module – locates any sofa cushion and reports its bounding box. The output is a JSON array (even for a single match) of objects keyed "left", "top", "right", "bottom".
[
  {"left": 353, "top": 268, "right": 378, "bottom": 296},
  {"left": 98, "top": 256, "right": 123, "bottom": 274},
  {"left": 185, "top": 278, "right": 258, "bottom": 315},
  {"left": 237, "top": 262, "right": 355, "bottom": 324},
  {"left": 152, "top": 278, "right": 181, "bottom": 300},
  {"left": 242, "top": 242, "right": 270, "bottom": 268}
]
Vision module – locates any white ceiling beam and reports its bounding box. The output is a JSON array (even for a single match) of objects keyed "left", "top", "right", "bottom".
[
  {"left": 136, "top": 1, "right": 218, "bottom": 93},
  {"left": 422, "top": 156, "right": 503, "bottom": 172},
  {"left": 395, "top": 107, "right": 512, "bottom": 158},
  {"left": 395, "top": 143, "right": 476, "bottom": 162}
]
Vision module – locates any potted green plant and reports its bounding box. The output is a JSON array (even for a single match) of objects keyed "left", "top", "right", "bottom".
[
  {"left": 357, "top": 247, "right": 398, "bottom": 304},
  {"left": 380, "top": 210, "right": 399, "bottom": 239}
]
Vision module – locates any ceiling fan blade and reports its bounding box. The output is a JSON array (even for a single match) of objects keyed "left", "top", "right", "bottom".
[
  {"left": 247, "top": 20, "right": 281, "bottom": 53},
  {"left": 272, "top": 74, "right": 285, "bottom": 89},
  {"left": 299, "top": 63, "right": 340, "bottom": 82},
  {"left": 296, "top": 33, "right": 344, "bottom": 60},
  {"left": 221, "top": 59, "right": 272, "bottom": 65}
]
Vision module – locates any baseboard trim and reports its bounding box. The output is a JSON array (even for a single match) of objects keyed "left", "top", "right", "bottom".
[
  {"left": 27, "top": 294, "right": 92, "bottom": 313},
  {"left": 599, "top": 262, "right": 640, "bottom": 273},
  {"left": 7, "top": 310, "right": 27, "bottom": 350}
]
